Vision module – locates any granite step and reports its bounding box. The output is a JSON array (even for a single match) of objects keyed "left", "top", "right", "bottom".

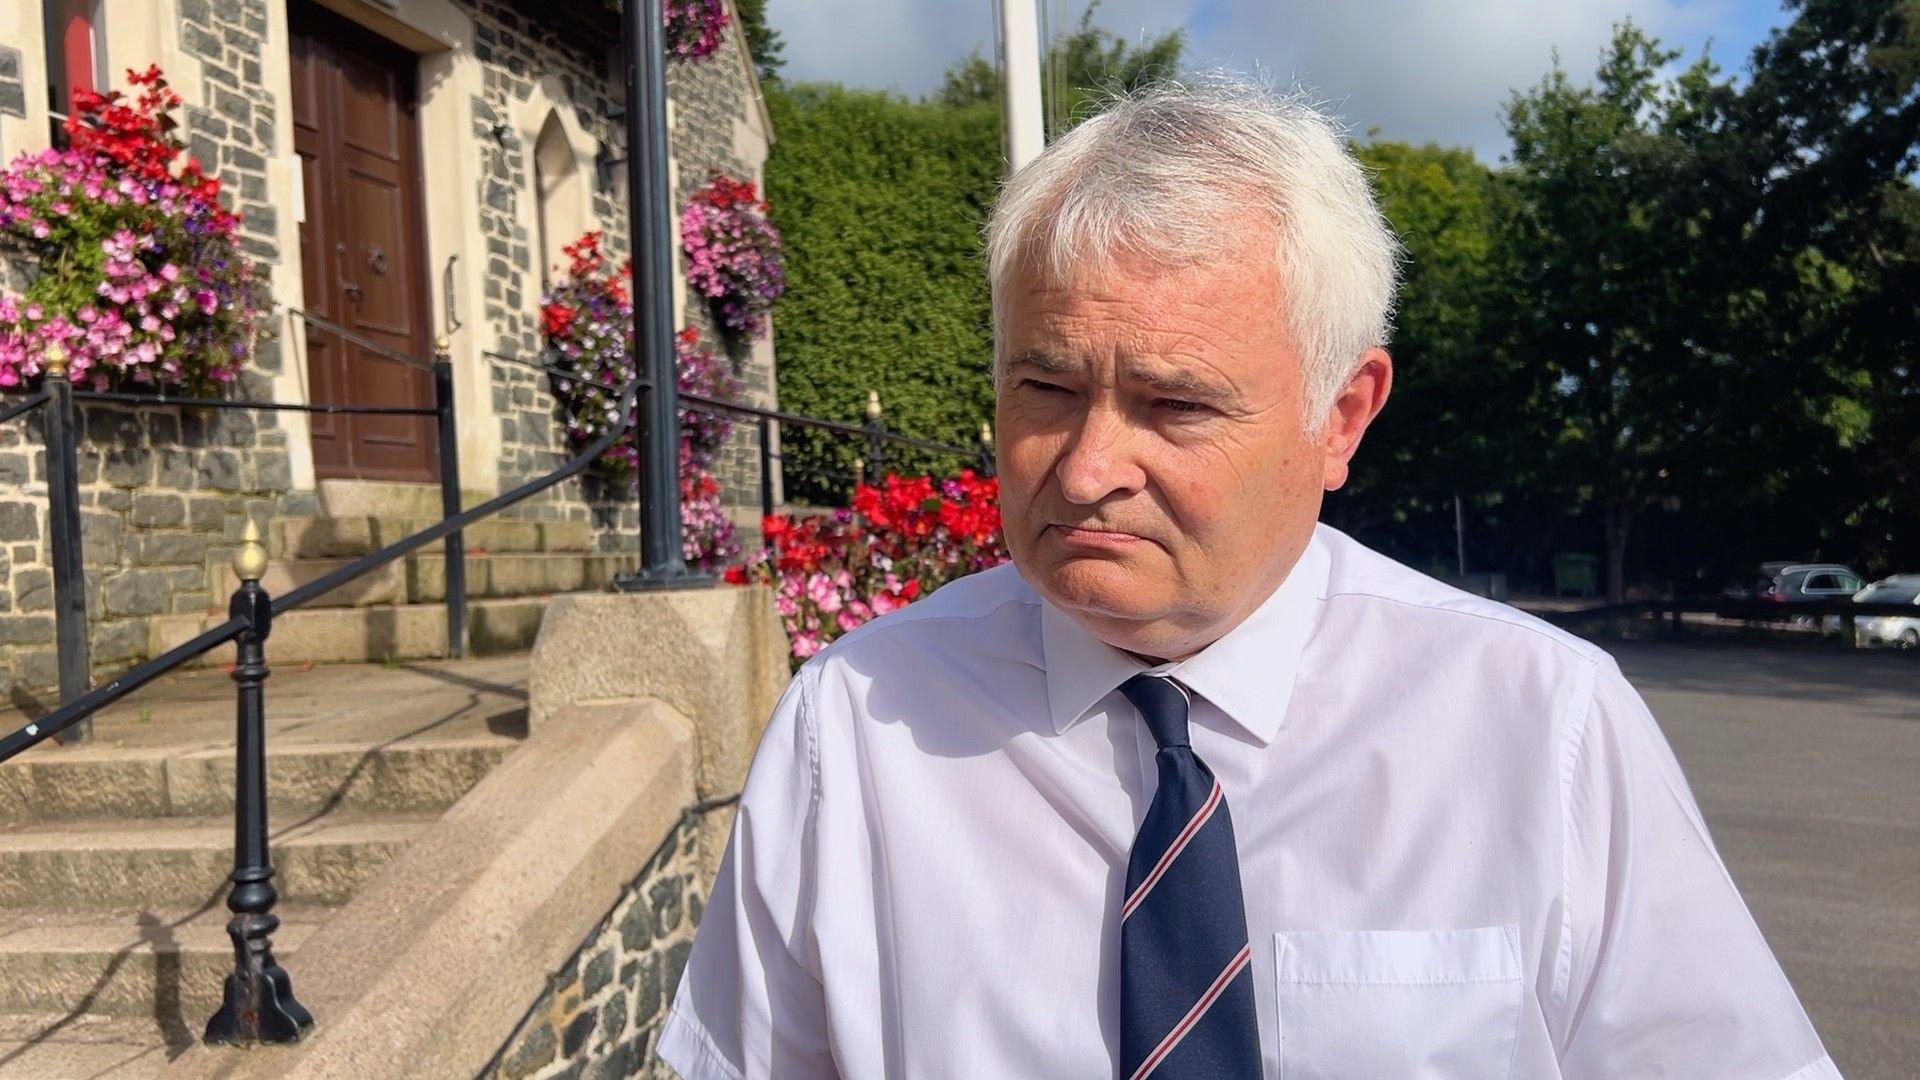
[
  {"left": 0, "top": 810, "right": 434, "bottom": 907},
  {"left": 0, "top": 733, "right": 515, "bottom": 823},
  {"left": 0, "top": 902, "right": 335, "bottom": 1017},
  {"left": 146, "top": 595, "right": 555, "bottom": 667},
  {"left": 211, "top": 551, "right": 638, "bottom": 608},
  {"left": 0, "top": 1012, "right": 186, "bottom": 1078},
  {"left": 276, "top": 515, "right": 594, "bottom": 559}
]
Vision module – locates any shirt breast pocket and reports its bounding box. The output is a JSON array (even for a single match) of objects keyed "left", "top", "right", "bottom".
[{"left": 1273, "top": 926, "right": 1523, "bottom": 1080}]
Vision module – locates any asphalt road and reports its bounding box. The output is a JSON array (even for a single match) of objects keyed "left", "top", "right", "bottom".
[{"left": 1611, "top": 640, "right": 1919, "bottom": 1080}]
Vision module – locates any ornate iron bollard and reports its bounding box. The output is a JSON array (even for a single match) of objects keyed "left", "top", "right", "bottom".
[
  {"left": 864, "top": 390, "right": 886, "bottom": 477},
  {"left": 204, "top": 520, "right": 313, "bottom": 1045}
]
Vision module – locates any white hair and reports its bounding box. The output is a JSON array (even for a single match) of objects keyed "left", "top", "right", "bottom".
[{"left": 986, "top": 74, "right": 1402, "bottom": 422}]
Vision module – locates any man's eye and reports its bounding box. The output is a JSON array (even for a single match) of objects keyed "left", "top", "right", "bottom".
[
  {"left": 1021, "top": 378, "right": 1070, "bottom": 394},
  {"left": 1156, "top": 398, "right": 1209, "bottom": 414}
]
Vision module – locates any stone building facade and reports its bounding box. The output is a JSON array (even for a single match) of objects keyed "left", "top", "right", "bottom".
[{"left": 0, "top": 0, "right": 778, "bottom": 696}]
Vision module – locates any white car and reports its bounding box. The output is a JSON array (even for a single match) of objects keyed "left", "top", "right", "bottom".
[{"left": 1850, "top": 576, "right": 1920, "bottom": 648}]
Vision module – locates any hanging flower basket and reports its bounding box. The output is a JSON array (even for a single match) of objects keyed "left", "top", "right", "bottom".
[
  {"left": 0, "top": 66, "right": 264, "bottom": 392},
  {"left": 600, "top": 0, "right": 731, "bottom": 60},
  {"left": 681, "top": 172, "right": 785, "bottom": 340},
  {"left": 542, "top": 230, "right": 743, "bottom": 571}
]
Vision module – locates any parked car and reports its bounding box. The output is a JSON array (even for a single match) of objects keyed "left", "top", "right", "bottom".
[
  {"left": 1845, "top": 576, "right": 1920, "bottom": 649},
  {"left": 1758, "top": 564, "right": 1865, "bottom": 634},
  {"left": 1762, "top": 564, "right": 1866, "bottom": 603}
]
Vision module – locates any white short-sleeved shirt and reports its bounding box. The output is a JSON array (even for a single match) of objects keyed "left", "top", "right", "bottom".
[{"left": 657, "top": 523, "right": 1838, "bottom": 1079}]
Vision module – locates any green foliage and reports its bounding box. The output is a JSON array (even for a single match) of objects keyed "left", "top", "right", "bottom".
[
  {"left": 762, "top": 84, "right": 1003, "bottom": 501},
  {"left": 1325, "top": 142, "right": 1507, "bottom": 556},
  {"left": 763, "top": 5, "right": 1188, "bottom": 503},
  {"left": 733, "top": 0, "right": 785, "bottom": 83}
]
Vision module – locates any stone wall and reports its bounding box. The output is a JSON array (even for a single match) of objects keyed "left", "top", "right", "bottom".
[
  {"left": 0, "top": 0, "right": 303, "bottom": 700},
  {"left": 483, "top": 808, "right": 709, "bottom": 1080},
  {"left": 0, "top": 401, "right": 313, "bottom": 706}
]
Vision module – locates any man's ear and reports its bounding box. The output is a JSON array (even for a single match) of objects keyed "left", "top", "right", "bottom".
[{"left": 1319, "top": 348, "right": 1393, "bottom": 492}]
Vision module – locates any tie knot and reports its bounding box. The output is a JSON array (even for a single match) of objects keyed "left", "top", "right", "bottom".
[{"left": 1120, "top": 673, "right": 1191, "bottom": 749}]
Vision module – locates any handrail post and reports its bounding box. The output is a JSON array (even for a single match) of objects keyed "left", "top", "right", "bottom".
[
  {"left": 863, "top": 390, "right": 886, "bottom": 479},
  {"left": 757, "top": 415, "right": 775, "bottom": 522},
  {"left": 432, "top": 338, "right": 467, "bottom": 657},
  {"left": 977, "top": 421, "right": 995, "bottom": 478},
  {"left": 43, "top": 347, "right": 91, "bottom": 744},
  {"left": 204, "top": 521, "right": 312, "bottom": 1045}
]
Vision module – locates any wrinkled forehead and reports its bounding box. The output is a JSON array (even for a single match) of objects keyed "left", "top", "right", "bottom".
[
  {"left": 992, "top": 228, "right": 1289, "bottom": 361},
  {"left": 993, "top": 206, "right": 1279, "bottom": 308}
]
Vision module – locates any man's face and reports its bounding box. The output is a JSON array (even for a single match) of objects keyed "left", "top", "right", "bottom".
[{"left": 995, "top": 236, "right": 1388, "bottom": 660}]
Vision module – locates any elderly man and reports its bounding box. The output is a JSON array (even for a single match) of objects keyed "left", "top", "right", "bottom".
[{"left": 656, "top": 79, "right": 1836, "bottom": 1079}]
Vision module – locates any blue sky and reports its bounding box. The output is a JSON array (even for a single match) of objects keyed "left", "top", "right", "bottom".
[{"left": 765, "top": 0, "right": 1794, "bottom": 161}]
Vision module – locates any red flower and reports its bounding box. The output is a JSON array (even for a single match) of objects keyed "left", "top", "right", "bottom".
[
  {"left": 563, "top": 231, "right": 608, "bottom": 277},
  {"left": 542, "top": 302, "right": 577, "bottom": 339},
  {"left": 723, "top": 564, "right": 748, "bottom": 585}
]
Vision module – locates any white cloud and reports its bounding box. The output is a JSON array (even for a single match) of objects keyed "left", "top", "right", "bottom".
[{"left": 767, "top": 0, "right": 1769, "bottom": 159}]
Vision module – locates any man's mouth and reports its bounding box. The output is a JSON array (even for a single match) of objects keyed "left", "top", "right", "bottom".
[{"left": 1051, "top": 524, "right": 1146, "bottom": 548}]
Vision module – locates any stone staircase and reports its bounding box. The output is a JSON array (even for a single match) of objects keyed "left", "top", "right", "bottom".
[
  {"left": 0, "top": 653, "right": 532, "bottom": 1077},
  {"left": 146, "top": 514, "right": 635, "bottom": 667}
]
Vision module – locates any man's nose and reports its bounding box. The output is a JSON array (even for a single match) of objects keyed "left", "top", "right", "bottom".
[{"left": 1054, "top": 406, "right": 1145, "bottom": 505}]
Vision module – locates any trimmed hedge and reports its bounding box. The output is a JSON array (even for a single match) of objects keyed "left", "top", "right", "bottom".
[{"left": 763, "top": 84, "right": 1002, "bottom": 502}]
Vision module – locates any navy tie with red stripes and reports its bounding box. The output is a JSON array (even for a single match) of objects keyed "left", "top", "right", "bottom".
[{"left": 1117, "top": 673, "right": 1262, "bottom": 1079}]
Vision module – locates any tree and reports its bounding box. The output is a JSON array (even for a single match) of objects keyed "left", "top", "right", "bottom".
[
  {"left": 1324, "top": 142, "right": 1510, "bottom": 571},
  {"left": 733, "top": 0, "right": 785, "bottom": 84},
  {"left": 1496, "top": 25, "right": 1743, "bottom": 601},
  {"left": 1688, "top": 0, "right": 1920, "bottom": 574},
  {"left": 934, "top": 1, "right": 1185, "bottom": 136}
]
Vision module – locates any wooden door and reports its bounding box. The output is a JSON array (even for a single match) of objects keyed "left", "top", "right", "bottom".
[{"left": 290, "top": 2, "right": 437, "bottom": 482}]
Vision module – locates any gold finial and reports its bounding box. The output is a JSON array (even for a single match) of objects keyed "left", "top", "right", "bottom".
[
  {"left": 233, "top": 519, "right": 268, "bottom": 583},
  {"left": 853, "top": 457, "right": 865, "bottom": 485},
  {"left": 980, "top": 421, "right": 994, "bottom": 447},
  {"left": 865, "top": 390, "right": 882, "bottom": 421},
  {"left": 44, "top": 344, "right": 67, "bottom": 377},
  {"left": 434, "top": 335, "right": 451, "bottom": 357}
]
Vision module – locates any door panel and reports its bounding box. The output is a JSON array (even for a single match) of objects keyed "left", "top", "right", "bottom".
[{"left": 290, "top": 1, "right": 437, "bottom": 482}]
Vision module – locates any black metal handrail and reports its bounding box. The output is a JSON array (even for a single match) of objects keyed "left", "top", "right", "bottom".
[
  {"left": 0, "top": 323, "right": 989, "bottom": 1050},
  {"left": 289, "top": 306, "right": 440, "bottom": 373},
  {"left": 75, "top": 388, "right": 438, "bottom": 416},
  {"left": 0, "top": 365, "right": 641, "bottom": 1045},
  {"left": 486, "top": 345, "right": 996, "bottom": 528},
  {"left": 0, "top": 374, "right": 639, "bottom": 758},
  {"left": 0, "top": 387, "right": 51, "bottom": 425}
]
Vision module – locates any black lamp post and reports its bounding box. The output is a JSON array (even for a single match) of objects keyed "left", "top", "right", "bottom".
[{"left": 617, "top": 0, "right": 708, "bottom": 590}]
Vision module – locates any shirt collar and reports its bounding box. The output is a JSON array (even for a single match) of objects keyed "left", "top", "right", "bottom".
[{"left": 1038, "top": 526, "right": 1331, "bottom": 746}]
